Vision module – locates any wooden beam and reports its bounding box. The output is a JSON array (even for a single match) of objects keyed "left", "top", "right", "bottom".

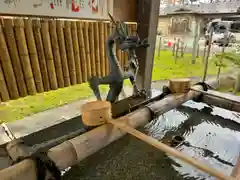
[
  {"left": 0, "top": 76, "right": 228, "bottom": 180},
  {"left": 136, "top": 0, "right": 160, "bottom": 93},
  {"left": 113, "top": 0, "right": 137, "bottom": 22},
  {"left": 201, "top": 90, "right": 240, "bottom": 113}
]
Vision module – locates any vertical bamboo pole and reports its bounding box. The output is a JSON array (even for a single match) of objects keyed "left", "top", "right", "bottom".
[
  {"left": 0, "top": 25, "right": 18, "bottom": 99},
  {"left": 77, "top": 21, "right": 87, "bottom": 82},
  {"left": 124, "top": 24, "right": 130, "bottom": 67},
  {"left": 14, "top": 19, "right": 37, "bottom": 95},
  {"left": 104, "top": 22, "right": 109, "bottom": 75},
  {"left": 41, "top": 19, "right": 58, "bottom": 90},
  {"left": 32, "top": 19, "right": 50, "bottom": 91},
  {"left": 49, "top": 20, "right": 64, "bottom": 88},
  {"left": 4, "top": 19, "right": 27, "bottom": 97},
  {"left": 89, "top": 21, "right": 96, "bottom": 77},
  {"left": 132, "top": 23, "right": 137, "bottom": 36},
  {"left": 24, "top": 19, "right": 44, "bottom": 93},
  {"left": 102, "top": 22, "right": 107, "bottom": 75},
  {"left": 71, "top": 21, "right": 82, "bottom": 84},
  {"left": 64, "top": 21, "right": 76, "bottom": 85},
  {"left": 83, "top": 21, "right": 92, "bottom": 79},
  {"left": 56, "top": 20, "right": 70, "bottom": 87},
  {"left": 0, "top": 62, "right": 10, "bottom": 101},
  {"left": 99, "top": 22, "right": 105, "bottom": 76},
  {"left": 94, "top": 21, "right": 101, "bottom": 77}
]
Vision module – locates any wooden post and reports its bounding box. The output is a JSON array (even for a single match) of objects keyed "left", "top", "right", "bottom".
[
  {"left": 157, "top": 35, "right": 161, "bottom": 57},
  {"left": 217, "top": 32, "right": 227, "bottom": 81},
  {"left": 172, "top": 38, "right": 176, "bottom": 56},
  {"left": 136, "top": 0, "right": 160, "bottom": 93},
  {"left": 192, "top": 17, "right": 200, "bottom": 64},
  {"left": 174, "top": 38, "right": 180, "bottom": 63},
  {"left": 196, "top": 43, "right": 200, "bottom": 58},
  {"left": 202, "top": 27, "right": 213, "bottom": 82},
  {"left": 0, "top": 76, "right": 229, "bottom": 180},
  {"left": 181, "top": 41, "right": 185, "bottom": 58},
  {"left": 4, "top": 19, "right": 28, "bottom": 97}
]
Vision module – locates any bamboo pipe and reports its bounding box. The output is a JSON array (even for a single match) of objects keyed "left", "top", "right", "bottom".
[
  {"left": 107, "top": 119, "right": 232, "bottom": 180},
  {"left": 190, "top": 88, "right": 240, "bottom": 104},
  {"left": 202, "top": 94, "right": 240, "bottom": 113},
  {"left": 0, "top": 76, "right": 232, "bottom": 180}
]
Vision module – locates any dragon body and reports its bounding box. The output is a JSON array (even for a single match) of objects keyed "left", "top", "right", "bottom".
[{"left": 88, "top": 14, "right": 149, "bottom": 103}]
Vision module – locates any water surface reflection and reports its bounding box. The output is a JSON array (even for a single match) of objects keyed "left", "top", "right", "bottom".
[{"left": 63, "top": 89, "right": 240, "bottom": 180}]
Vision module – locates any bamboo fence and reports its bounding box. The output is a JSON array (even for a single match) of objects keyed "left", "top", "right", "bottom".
[{"left": 0, "top": 17, "right": 136, "bottom": 101}]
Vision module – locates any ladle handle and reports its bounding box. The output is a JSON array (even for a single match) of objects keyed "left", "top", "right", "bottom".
[{"left": 107, "top": 119, "right": 233, "bottom": 180}]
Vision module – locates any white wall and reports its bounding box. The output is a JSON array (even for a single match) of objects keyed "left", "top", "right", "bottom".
[{"left": 0, "top": 0, "right": 113, "bottom": 20}]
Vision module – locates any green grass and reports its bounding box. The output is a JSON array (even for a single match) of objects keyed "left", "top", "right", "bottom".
[
  {"left": 0, "top": 83, "right": 109, "bottom": 123},
  {"left": 152, "top": 50, "right": 229, "bottom": 81},
  {"left": 0, "top": 50, "right": 231, "bottom": 122}
]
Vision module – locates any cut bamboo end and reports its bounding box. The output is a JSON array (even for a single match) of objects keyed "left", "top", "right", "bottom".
[
  {"left": 82, "top": 101, "right": 112, "bottom": 127},
  {"left": 169, "top": 78, "right": 191, "bottom": 93}
]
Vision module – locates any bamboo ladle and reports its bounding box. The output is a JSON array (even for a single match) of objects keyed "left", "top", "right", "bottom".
[{"left": 81, "top": 100, "right": 234, "bottom": 180}]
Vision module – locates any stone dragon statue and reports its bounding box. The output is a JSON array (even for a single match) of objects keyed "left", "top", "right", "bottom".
[{"left": 88, "top": 13, "right": 149, "bottom": 103}]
